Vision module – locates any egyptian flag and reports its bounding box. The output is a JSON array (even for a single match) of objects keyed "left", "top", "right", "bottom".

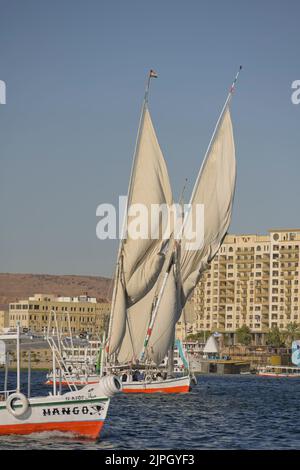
[{"left": 150, "top": 69, "right": 158, "bottom": 78}]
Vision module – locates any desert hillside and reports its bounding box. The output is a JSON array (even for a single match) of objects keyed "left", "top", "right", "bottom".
[{"left": 0, "top": 273, "right": 112, "bottom": 309}]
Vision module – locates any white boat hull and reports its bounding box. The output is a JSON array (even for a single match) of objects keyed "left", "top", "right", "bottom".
[
  {"left": 47, "top": 374, "right": 193, "bottom": 393},
  {"left": 120, "top": 375, "right": 192, "bottom": 393},
  {"left": 257, "top": 372, "right": 300, "bottom": 378},
  {"left": 0, "top": 383, "right": 110, "bottom": 438}
]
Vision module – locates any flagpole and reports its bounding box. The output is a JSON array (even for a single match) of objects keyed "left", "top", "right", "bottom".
[
  {"left": 126, "top": 69, "right": 157, "bottom": 212},
  {"left": 144, "top": 69, "right": 157, "bottom": 104}
]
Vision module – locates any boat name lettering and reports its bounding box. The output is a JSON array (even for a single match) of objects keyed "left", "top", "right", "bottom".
[
  {"left": 65, "top": 396, "right": 85, "bottom": 401},
  {"left": 42, "top": 404, "right": 103, "bottom": 416}
]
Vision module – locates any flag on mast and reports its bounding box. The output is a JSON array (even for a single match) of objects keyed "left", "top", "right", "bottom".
[{"left": 150, "top": 69, "right": 158, "bottom": 78}]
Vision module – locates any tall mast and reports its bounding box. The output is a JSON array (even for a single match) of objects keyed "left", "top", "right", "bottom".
[
  {"left": 181, "top": 65, "right": 242, "bottom": 234},
  {"left": 106, "top": 70, "right": 158, "bottom": 358}
]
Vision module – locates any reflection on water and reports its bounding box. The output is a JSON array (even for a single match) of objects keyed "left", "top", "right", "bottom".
[{"left": 0, "top": 371, "right": 299, "bottom": 449}]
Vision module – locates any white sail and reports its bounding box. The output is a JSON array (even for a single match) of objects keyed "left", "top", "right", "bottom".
[
  {"left": 107, "top": 105, "right": 173, "bottom": 356},
  {"left": 180, "top": 107, "right": 236, "bottom": 304},
  {"left": 146, "top": 265, "right": 180, "bottom": 365},
  {"left": 108, "top": 71, "right": 240, "bottom": 366},
  {"left": 116, "top": 260, "right": 179, "bottom": 365},
  {"left": 140, "top": 107, "right": 236, "bottom": 365},
  {"left": 106, "top": 274, "right": 126, "bottom": 356},
  {"left": 116, "top": 287, "right": 155, "bottom": 363},
  {"left": 123, "top": 107, "right": 173, "bottom": 304}
]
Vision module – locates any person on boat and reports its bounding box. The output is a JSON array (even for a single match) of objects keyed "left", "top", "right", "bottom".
[
  {"left": 121, "top": 373, "right": 128, "bottom": 382},
  {"left": 132, "top": 370, "right": 139, "bottom": 381}
]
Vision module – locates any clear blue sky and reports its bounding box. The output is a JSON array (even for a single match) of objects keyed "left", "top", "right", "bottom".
[{"left": 0, "top": 0, "right": 299, "bottom": 277}]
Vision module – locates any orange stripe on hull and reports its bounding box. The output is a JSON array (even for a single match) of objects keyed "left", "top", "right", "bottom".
[
  {"left": 0, "top": 420, "right": 104, "bottom": 439},
  {"left": 123, "top": 384, "right": 190, "bottom": 394}
]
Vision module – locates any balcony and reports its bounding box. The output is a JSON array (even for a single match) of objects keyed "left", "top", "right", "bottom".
[
  {"left": 280, "top": 255, "right": 299, "bottom": 262},
  {"left": 280, "top": 248, "right": 299, "bottom": 254}
]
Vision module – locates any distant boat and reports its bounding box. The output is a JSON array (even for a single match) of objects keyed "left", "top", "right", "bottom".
[
  {"left": 256, "top": 365, "right": 300, "bottom": 378},
  {"left": 256, "top": 340, "right": 300, "bottom": 377}
]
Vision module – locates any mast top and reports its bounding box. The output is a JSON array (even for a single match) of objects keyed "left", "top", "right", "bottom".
[
  {"left": 229, "top": 65, "right": 243, "bottom": 95},
  {"left": 145, "top": 69, "right": 158, "bottom": 103}
]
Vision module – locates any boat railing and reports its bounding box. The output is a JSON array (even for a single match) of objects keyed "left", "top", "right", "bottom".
[
  {"left": 46, "top": 334, "right": 79, "bottom": 392},
  {"left": 257, "top": 365, "right": 300, "bottom": 374},
  {"left": 0, "top": 388, "right": 17, "bottom": 400}
]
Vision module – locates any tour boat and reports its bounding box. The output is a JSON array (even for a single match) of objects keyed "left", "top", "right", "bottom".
[
  {"left": 256, "top": 365, "right": 300, "bottom": 378},
  {"left": 0, "top": 326, "right": 121, "bottom": 438}
]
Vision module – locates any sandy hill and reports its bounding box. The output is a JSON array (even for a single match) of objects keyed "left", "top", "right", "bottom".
[{"left": 0, "top": 273, "right": 112, "bottom": 309}]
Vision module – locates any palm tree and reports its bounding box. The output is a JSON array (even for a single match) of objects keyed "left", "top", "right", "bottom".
[
  {"left": 236, "top": 325, "right": 252, "bottom": 346},
  {"left": 266, "top": 326, "right": 285, "bottom": 348},
  {"left": 284, "top": 322, "right": 300, "bottom": 347}
]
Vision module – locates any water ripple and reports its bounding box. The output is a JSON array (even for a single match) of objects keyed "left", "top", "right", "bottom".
[{"left": 0, "top": 372, "right": 299, "bottom": 449}]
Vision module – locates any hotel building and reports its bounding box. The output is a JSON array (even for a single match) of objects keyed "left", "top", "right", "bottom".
[
  {"left": 9, "top": 294, "right": 110, "bottom": 335},
  {"left": 191, "top": 229, "right": 300, "bottom": 342},
  {"left": 0, "top": 310, "right": 9, "bottom": 332}
]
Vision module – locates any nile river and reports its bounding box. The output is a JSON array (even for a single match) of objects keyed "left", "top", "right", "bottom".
[{"left": 0, "top": 371, "right": 299, "bottom": 449}]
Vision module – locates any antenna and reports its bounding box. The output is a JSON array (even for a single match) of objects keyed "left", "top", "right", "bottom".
[{"left": 179, "top": 178, "right": 188, "bottom": 206}]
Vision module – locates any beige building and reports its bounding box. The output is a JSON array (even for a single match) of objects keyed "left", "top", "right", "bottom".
[
  {"left": 9, "top": 294, "right": 110, "bottom": 336},
  {"left": 191, "top": 229, "right": 300, "bottom": 340},
  {"left": 0, "top": 310, "right": 9, "bottom": 331}
]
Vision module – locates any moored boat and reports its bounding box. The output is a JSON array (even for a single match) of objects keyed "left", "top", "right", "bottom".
[{"left": 256, "top": 365, "right": 300, "bottom": 378}]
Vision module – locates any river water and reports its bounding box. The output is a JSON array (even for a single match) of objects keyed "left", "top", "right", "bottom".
[{"left": 0, "top": 371, "right": 299, "bottom": 449}]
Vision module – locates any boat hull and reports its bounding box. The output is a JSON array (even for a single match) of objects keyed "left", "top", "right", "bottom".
[
  {"left": 47, "top": 374, "right": 193, "bottom": 393},
  {"left": 0, "top": 419, "right": 104, "bottom": 438},
  {"left": 257, "top": 372, "right": 300, "bottom": 378},
  {"left": 0, "top": 383, "right": 110, "bottom": 438},
  {"left": 122, "top": 375, "right": 191, "bottom": 393}
]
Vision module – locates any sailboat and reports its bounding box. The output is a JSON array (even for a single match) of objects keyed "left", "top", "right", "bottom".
[{"left": 104, "top": 67, "right": 241, "bottom": 393}]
